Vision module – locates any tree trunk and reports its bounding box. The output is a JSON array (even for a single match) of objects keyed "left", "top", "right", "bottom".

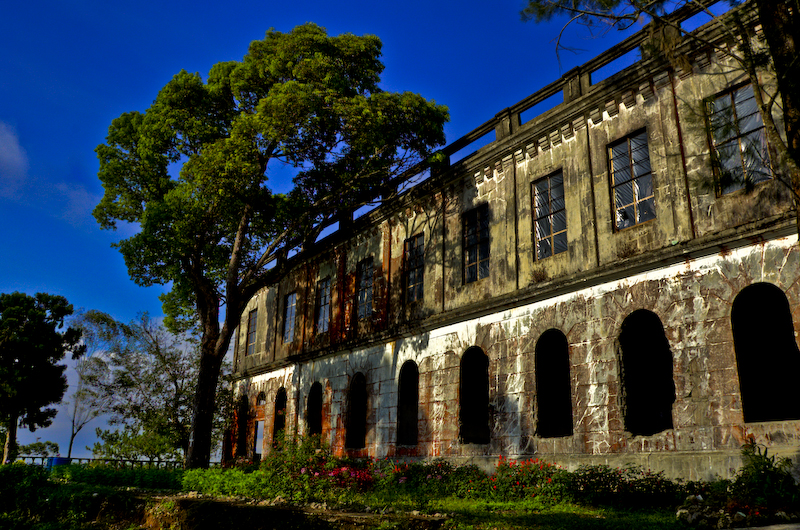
[
  {"left": 67, "top": 431, "right": 76, "bottom": 458},
  {"left": 2, "top": 418, "right": 18, "bottom": 464},
  {"left": 185, "top": 338, "right": 224, "bottom": 469},
  {"left": 756, "top": 0, "right": 800, "bottom": 162},
  {"left": 754, "top": 0, "right": 800, "bottom": 235}
]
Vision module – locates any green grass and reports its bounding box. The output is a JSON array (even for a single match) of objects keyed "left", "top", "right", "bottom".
[{"left": 434, "top": 499, "right": 684, "bottom": 530}]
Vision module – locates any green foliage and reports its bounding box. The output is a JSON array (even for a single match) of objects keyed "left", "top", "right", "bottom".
[
  {"left": 0, "top": 291, "right": 84, "bottom": 463},
  {"left": 51, "top": 462, "right": 183, "bottom": 489},
  {"left": 0, "top": 462, "right": 49, "bottom": 515},
  {"left": 94, "top": 22, "right": 449, "bottom": 467},
  {"left": 183, "top": 438, "right": 683, "bottom": 513},
  {"left": 729, "top": 441, "right": 799, "bottom": 511},
  {"left": 183, "top": 435, "right": 376, "bottom": 503},
  {"left": 19, "top": 440, "right": 60, "bottom": 456},
  {"left": 0, "top": 462, "right": 143, "bottom": 530},
  {"left": 75, "top": 311, "right": 231, "bottom": 461},
  {"left": 565, "top": 464, "right": 681, "bottom": 508},
  {"left": 90, "top": 426, "right": 182, "bottom": 462}
]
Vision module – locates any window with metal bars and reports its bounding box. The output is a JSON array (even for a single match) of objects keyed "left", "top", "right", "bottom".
[
  {"left": 356, "top": 258, "right": 373, "bottom": 320},
  {"left": 609, "top": 130, "right": 655, "bottom": 230},
  {"left": 532, "top": 171, "right": 567, "bottom": 260},
  {"left": 463, "top": 204, "right": 490, "bottom": 283},
  {"left": 404, "top": 234, "right": 424, "bottom": 303},
  {"left": 246, "top": 309, "right": 257, "bottom": 356},
  {"left": 283, "top": 292, "right": 297, "bottom": 343},
  {"left": 708, "top": 84, "right": 771, "bottom": 195},
  {"left": 315, "top": 278, "right": 331, "bottom": 333}
]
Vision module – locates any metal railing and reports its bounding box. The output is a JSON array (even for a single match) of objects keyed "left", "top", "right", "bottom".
[{"left": 16, "top": 455, "right": 220, "bottom": 468}]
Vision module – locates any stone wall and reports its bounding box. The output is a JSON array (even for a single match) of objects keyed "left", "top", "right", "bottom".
[
  {"left": 233, "top": 234, "right": 800, "bottom": 479},
  {"left": 227, "top": 5, "right": 800, "bottom": 480}
]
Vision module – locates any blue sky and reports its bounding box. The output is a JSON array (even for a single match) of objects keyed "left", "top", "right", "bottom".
[{"left": 1, "top": 0, "right": 657, "bottom": 457}]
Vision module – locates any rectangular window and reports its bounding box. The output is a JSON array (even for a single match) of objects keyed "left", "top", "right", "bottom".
[
  {"left": 532, "top": 171, "right": 567, "bottom": 260},
  {"left": 708, "top": 84, "right": 771, "bottom": 194},
  {"left": 246, "top": 309, "right": 257, "bottom": 356},
  {"left": 315, "top": 277, "right": 331, "bottom": 333},
  {"left": 404, "top": 234, "right": 425, "bottom": 303},
  {"left": 609, "top": 130, "right": 655, "bottom": 230},
  {"left": 356, "top": 258, "right": 374, "bottom": 320},
  {"left": 283, "top": 292, "right": 297, "bottom": 343},
  {"left": 463, "top": 204, "right": 490, "bottom": 283}
]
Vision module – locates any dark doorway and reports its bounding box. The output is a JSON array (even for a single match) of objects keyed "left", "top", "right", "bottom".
[
  {"left": 273, "top": 387, "right": 287, "bottom": 447},
  {"left": 618, "top": 310, "right": 676, "bottom": 436},
  {"left": 460, "top": 347, "right": 490, "bottom": 444},
  {"left": 346, "top": 372, "right": 368, "bottom": 449},
  {"left": 397, "top": 361, "right": 419, "bottom": 445},
  {"left": 307, "top": 382, "right": 323, "bottom": 436},
  {"left": 535, "top": 329, "right": 573, "bottom": 438},
  {"left": 732, "top": 282, "right": 800, "bottom": 422}
]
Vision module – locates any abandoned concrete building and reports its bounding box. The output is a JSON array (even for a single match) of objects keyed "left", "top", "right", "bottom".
[{"left": 226, "top": 5, "right": 800, "bottom": 479}]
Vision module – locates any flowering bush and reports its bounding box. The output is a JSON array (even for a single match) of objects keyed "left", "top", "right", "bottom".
[
  {"left": 183, "top": 436, "right": 695, "bottom": 511},
  {"left": 566, "top": 464, "right": 680, "bottom": 508}
]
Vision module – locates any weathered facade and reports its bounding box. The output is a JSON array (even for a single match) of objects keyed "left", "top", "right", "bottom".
[{"left": 227, "top": 5, "right": 800, "bottom": 480}]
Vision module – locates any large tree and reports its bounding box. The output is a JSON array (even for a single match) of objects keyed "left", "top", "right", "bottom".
[
  {"left": 521, "top": 0, "right": 800, "bottom": 229},
  {"left": 94, "top": 23, "right": 449, "bottom": 468},
  {"left": 0, "top": 292, "right": 84, "bottom": 464}
]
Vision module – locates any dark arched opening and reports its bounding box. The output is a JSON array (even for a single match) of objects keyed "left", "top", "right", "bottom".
[
  {"left": 397, "top": 361, "right": 419, "bottom": 445},
  {"left": 307, "top": 382, "right": 323, "bottom": 436},
  {"left": 345, "top": 372, "right": 368, "bottom": 449},
  {"left": 535, "top": 329, "right": 573, "bottom": 438},
  {"left": 618, "top": 309, "right": 675, "bottom": 436},
  {"left": 235, "top": 395, "right": 249, "bottom": 457},
  {"left": 460, "top": 347, "right": 490, "bottom": 444},
  {"left": 732, "top": 282, "right": 800, "bottom": 422},
  {"left": 273, "top": 387, "right": 287, "bottom": 447}
]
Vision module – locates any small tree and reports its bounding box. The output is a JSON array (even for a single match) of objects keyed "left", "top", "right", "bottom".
[
  {"left": 0, "top": 292, "right": 84, "bottom": 464},
  {"left": 19, "top": 440, "right": 60, "bottom": 457},
  {"left": 65, "top": 357, "right": 107, "bottom": 458},
  {"left": 77, "top": 311, "right": 230, "bottom": 462}
]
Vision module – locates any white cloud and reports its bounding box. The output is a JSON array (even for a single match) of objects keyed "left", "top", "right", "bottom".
[
  {"left": 0, "top": 122, "right": 29, "bottom": 198},
  {"left": 55, "top": 182, "right": 101, "bottom": 227}
]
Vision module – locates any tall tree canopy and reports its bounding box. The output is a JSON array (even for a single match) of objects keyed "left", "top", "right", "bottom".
[
  {"left": 521, "top": 0, "right": 800, "bottom": 227},
  {"left": 94, "top": 23, "right": 449, "bottom": 468},
  {"left": 0, "top": 292, "right": 84, "bottom": 464}
]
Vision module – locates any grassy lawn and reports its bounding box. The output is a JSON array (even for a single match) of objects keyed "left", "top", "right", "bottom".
[{"left": 434, "top": 500, "right": 683, "bottom": 530}]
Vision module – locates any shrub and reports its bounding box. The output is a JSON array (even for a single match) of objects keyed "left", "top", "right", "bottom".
[
  {"left": 0, "top": 462, "right": 142, "bottom": 529},
  {"left": 0, "top": 462, "right": 49, "bottom": 516},
  {"left": 51, "top": 463, "right": 183, "bottom": 489},
  {"left": 565, "top": 464, "right": 680, "bottom": 508},
  {"left": 728, "top": 441, "right": 799, "bottom": 513}
]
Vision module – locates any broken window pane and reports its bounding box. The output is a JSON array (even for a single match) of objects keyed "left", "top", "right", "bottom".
[
  {"left": 709, "top": 84, "right": 771, "bottom": 194},
  {"left": 609, "top": 131, "right": 655, "bottom": 230},
  {"left": 532, "top": 171, "right": 568, "bottom": 261},
  {"left": 283, "top": 293, "right": 297, "bottom": 343},
  {"left": 356, "top": 258, "right": 373, "bottom": 320},
  {"left": 463, "top": 204, "right": 490, "bottom": 283}
]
